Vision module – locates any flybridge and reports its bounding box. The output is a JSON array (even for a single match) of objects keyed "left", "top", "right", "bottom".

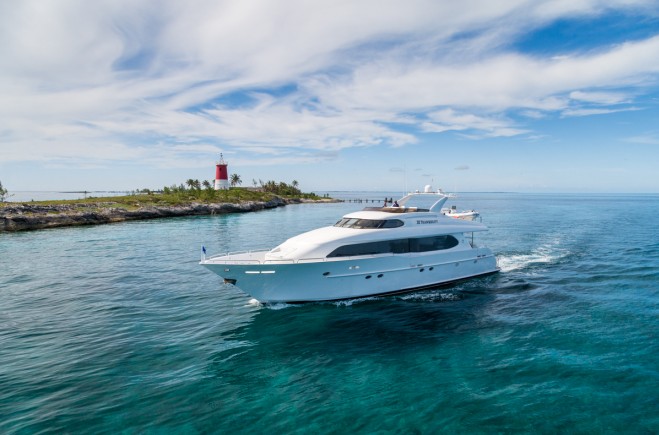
[{"left": 361, "top": 186, "right": 480, "bottom": 222}]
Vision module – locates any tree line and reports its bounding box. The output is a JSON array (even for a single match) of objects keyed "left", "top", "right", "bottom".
[
  {"left": 0, "top": 176, "right": 315, "bottom": 204},
  {"left": 157, "top": 176, "right": 301, "bottom": 194}
]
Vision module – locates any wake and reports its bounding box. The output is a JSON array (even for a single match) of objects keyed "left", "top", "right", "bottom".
[{"left": 497, "top": 240, "right": 570, "bottom": 273}]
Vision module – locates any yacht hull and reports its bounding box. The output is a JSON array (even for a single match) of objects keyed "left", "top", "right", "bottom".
[{"left": 201, "top": 248, "right": 498, "bottom": 303}]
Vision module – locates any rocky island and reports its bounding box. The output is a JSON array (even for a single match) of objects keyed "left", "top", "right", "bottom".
[{"left": 0, "top": 188, "right": 337, "bottom": 232}]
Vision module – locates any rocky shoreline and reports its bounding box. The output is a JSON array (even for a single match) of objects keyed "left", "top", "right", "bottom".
[{"left": 0, "top": 197, "right": 335, "bottom": 232}]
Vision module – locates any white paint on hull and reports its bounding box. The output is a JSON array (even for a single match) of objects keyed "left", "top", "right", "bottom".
[{"left": 201, "top": 248, "right": 498, "bottom": 302}]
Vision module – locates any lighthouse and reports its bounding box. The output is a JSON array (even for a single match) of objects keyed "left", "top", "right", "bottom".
[{"left": 214, "top": 154, "right": 229, "bottom": 190}]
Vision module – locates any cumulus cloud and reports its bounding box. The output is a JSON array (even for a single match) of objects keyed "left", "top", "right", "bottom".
[{"left": 1, "top": 0, "right": 659, "bottom": 167}]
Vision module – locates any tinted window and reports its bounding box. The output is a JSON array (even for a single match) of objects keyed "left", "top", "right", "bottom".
[
  {"left": 389, "top": 239, "right": 409, "bottom": 254},
  {"left": 381, "top": 219, "right": 404, "bottom": 228},
  {"left": 327, "top": 240, "right": 392, "bottom": 257},
  {"left": 353, "top": 219, "right": 383, "bottom": 229},
  {"left": 327, "top": 235, "right": 459, "bottom": 258},
  {"left": 333, "top": 218, "right": 404, "bottom": 229},
  {"left": 334, "top": 218, "right": 363, "bottom": 228},
  {"left": 409, "top": 235, "right": 459, "bottom": 252}
]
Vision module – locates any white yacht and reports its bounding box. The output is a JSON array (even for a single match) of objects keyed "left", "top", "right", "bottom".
[{"left": 200, "top": 187, "right": 498, "bottom": 303}]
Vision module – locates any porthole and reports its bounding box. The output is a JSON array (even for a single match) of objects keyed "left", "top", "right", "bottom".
[
  {"left": 429, "top": 267, "right": 434, "bottom": 271},
  {"left": 323, "top": 272, "right": 330, "bottom": 276},
  {"left": 365, "top": 275, "right": 372, "bottom": 279},
  {"left": 419, "top": 268, "right": 425, "bottom": 272},
  {"left": 377, "top": 274, "right": 383, "bottom": 278}
]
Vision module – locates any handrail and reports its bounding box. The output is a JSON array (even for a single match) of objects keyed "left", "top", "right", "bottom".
[
  {"left": 204, "top": 251, "right": 398, "bottom": 265},
  {"left": 227, "top": 249, "right": 270, "bottom": 256},
  {"left": 206, "top": 249, "right": 269, "bottom": 260},
  {"left": 203, "top": 248, "right": 494, "bottom": 265}
]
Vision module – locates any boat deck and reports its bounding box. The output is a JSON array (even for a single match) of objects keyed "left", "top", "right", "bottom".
[
  {"left": 201, "top": 250, "right": 397, "bottom": 265},
  {"left": 203, "top": 250, "right": 269, "bottom": 264}
]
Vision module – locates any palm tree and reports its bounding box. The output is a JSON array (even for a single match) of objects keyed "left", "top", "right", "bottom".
[
  {"left": 291, "top": 180, "right": 299, "bottom": 189},
  {"left": 185, "top": 179, "right": 195, "bottom": 190},
  {"left": 0, "top": 180, "right": 8, "bottom": 202},
  {"left": 202, "top": 180, "right": 211, "bottom": 190},
  {"left": 230, "top": 173, "right": 242, "bottom": 187}
]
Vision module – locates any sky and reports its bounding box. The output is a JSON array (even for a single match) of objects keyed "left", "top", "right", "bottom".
[{"left": 1, "top": 0, "right": 659, "bottom": 194}]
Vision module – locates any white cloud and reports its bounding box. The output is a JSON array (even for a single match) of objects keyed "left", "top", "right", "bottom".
[
  {"left": 531, "top": 0, "right": 656, "bottom": 21},
  {"left": 520, "top": 110, "right": 547, "bottom": 119},
  {"left": 562, "top": 107, "right": 640, "bottom": 117},
  {"left": 1, "top": 0, "right": 659, "bottom": 168},
  {"left": 315, "top": 36, "right": 659, "bottom": 114},
  {"left": 624, "top": 134, "right": 659, "bottom": 145},
  {"left": 569, "top": 90, "right": 631, "bottom": 104},
  {"left": 421, "top": 109, "right": 528, "bottom": 137}
]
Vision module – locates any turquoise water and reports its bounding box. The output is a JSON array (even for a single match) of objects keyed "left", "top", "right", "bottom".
[{"left": 1, "top": 193, "right": 658, "bottom": 433}]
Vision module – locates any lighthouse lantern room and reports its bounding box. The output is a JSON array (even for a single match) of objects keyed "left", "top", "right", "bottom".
[{"left": 214, "top": 154, "right": 229, "bottom": 190}]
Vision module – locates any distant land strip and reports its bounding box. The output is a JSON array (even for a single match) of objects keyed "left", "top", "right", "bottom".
[{"left": 0, "top": 197, "right": 337, "bottom": 232}]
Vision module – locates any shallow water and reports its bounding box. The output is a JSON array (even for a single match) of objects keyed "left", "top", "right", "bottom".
[{"left": 1, "top": 193, "right": 658, "bottom": 433}]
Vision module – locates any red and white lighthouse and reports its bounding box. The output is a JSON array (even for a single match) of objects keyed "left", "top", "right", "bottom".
[{"left": 214, "top": 153, "right": 229, "bottom": 190}]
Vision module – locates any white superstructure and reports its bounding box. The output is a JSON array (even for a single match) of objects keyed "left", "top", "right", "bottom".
[{"left": 200, "top": 190, "right": 498, "bottom": 302}]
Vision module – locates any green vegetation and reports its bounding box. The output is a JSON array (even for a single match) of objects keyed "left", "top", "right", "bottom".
[
  {"left": 0, "top": 180, "right": 9, "bottom": 202},
  {"left": 160, "top": 178, "right": 319, "bottom": 200},
  {"left": 259, "top": 179, "right": 304, "bottom": 196},
  {"left": 158, "top": 182, "right": 274, "bottom": 205},
  {"left": 230, "top": 174, "right": 242, "bottom": 187},
  {"left": 0, "top": 178, "right": 324, "bottom": 208}
]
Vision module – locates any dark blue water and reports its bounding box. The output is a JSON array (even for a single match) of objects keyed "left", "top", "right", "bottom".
[{"left": 1, "top": 193, "right": 658, "bottom": 433}]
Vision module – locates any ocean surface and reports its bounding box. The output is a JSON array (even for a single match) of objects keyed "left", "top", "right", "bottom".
[{"left": 1, "top": 193, "right": 657, "bottom": 433}]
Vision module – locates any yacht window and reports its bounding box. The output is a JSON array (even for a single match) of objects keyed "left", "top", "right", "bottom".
[
  {"left": 352, "top": 219, "right": 383, "bottom": 229},
  {"left": 409, "top": 235, "right": 459, "bottom": 252},
  {"left": 342, "top": 218, "right": 361, "bottom": 227},
  {"left": 389, "top": 239, "right": 409, "bottom": 254},
  {"left": 327, "top": 240, "right": 392, "bottom": 257},
  {"left": 334, "top": 218, "right": 373, "bottom": 228},
  {"left": 327, "top": 235, "right": 459, "bottom": 258},
  {"left": 333, "top": 218, "right": 404, "bottom": 229},
  {"left": 381, "top": 219, "right": 404, "bottom": 228}
]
